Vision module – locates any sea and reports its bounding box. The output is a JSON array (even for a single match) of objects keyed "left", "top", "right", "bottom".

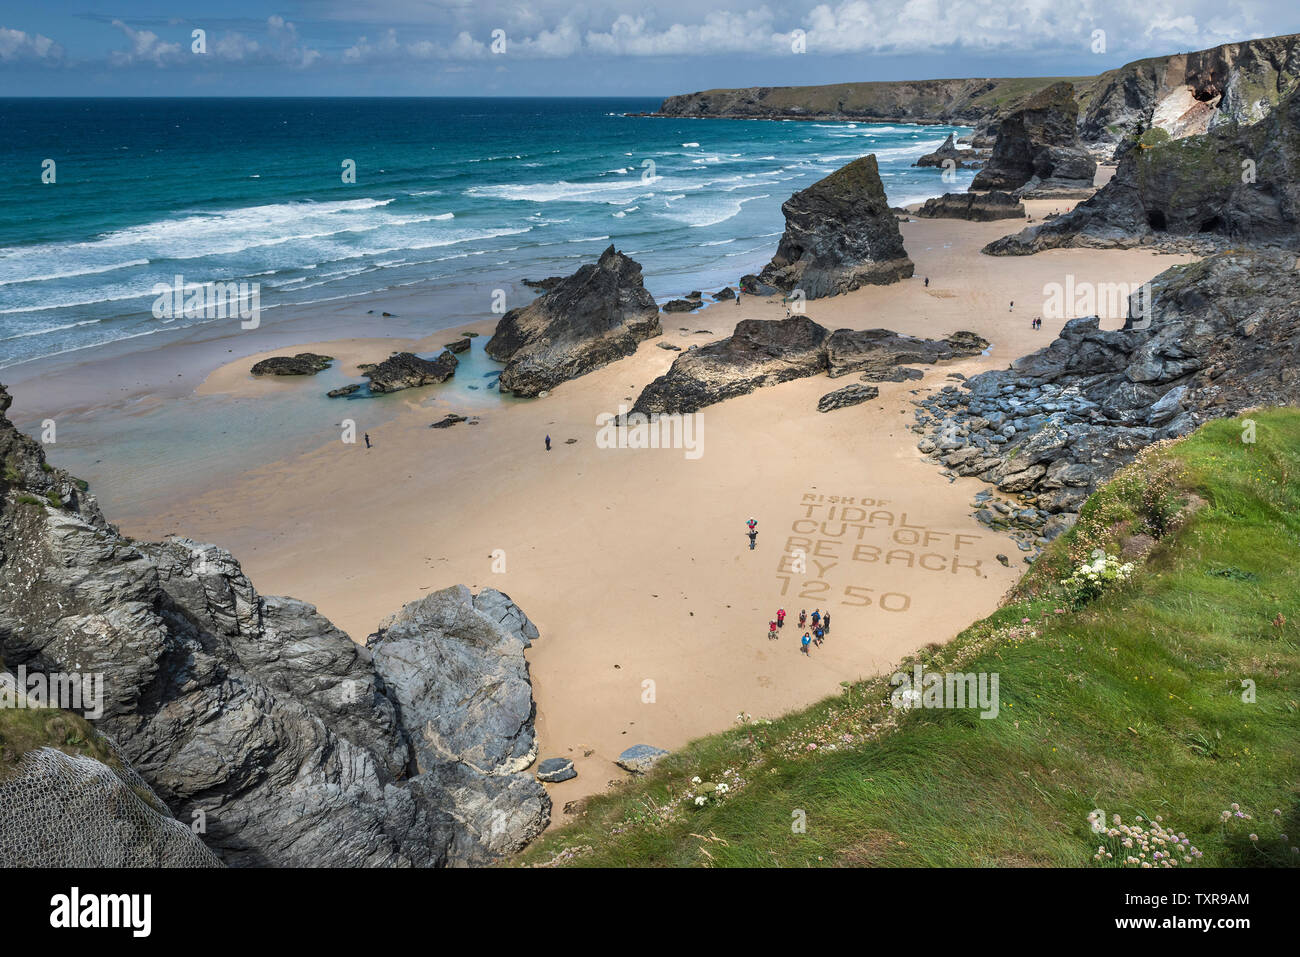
[{"left": 0, "top": 97, "right": 974, "bottom": 370}]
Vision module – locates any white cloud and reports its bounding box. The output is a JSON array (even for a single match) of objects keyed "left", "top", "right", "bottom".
[
  {"left": 110, "top": 19, "right": 183, "bottom": 66},
  {"left": 0, "top": 26, "right": 62, "bottom": 62}
]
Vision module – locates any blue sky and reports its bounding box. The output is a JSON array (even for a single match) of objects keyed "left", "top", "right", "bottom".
[{"left": 2, "top": 1, "right": 1296, "bottom": 97}]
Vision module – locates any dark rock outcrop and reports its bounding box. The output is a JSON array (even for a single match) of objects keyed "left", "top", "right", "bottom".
[
  {"left": 486, "top": 246, "right": 661, "bottom": 397},
  {"left": 826, "top": 328, "right": 988, "bottom": 379},
  {"left": 0, "top": 386, "right": 549, "bottom": 867},
  {"left": 758, "top": 155, "right": 914, "bottom": 298},
  {"left": 327, "top": 383, "right": 361, "bottom": 398},
  {"left": 250, "top": 353, "right": 334, "bottom": 376},
  {"left": 985, "top": 84, "right": 1300, "bottom": 256},
  {"left": 361, "top": 351, "right": 458, "bottom": 394},
  {"left": 970, "top": 82, "right": 1097, "bottom": 195},
  {"left": 632, "top": 319, "right": 984, "bottom": 414},
  {"left": 915, "top": 191, "right": 1026, "bottom": 221},
  {"left": 633, "top": 317, "right": 831, "bottom": 414},
  {"left": 443, "top": 339, "right": 471, "bottom": 354},
  {"left": 911, "top": 250, "right": 1300, "bottom": 543},
  {"left": 662, "top": 298, "right": 702, "bottom": 312},
  {"left": 713, "top": 287, "right": 736, "bottom": 301},
  {"left": 818, "top": 383, "right": 879, "bottom": 412},
  {"left": 914, "top": 133, "right": 982, "bottom": 169}
]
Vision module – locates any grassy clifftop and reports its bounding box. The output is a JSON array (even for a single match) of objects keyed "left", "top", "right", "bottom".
[{"left": 520, "top": 410, "right": 1300, "bottom": 867}]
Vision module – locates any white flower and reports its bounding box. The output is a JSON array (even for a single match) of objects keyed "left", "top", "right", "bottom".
[{"left": 694, "top": 796, "right": 707, "bottom": 806}]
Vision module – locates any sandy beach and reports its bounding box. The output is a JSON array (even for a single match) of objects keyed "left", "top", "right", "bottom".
[{"left": 0, "top": 194, "right": 1194, "bottom": 818}]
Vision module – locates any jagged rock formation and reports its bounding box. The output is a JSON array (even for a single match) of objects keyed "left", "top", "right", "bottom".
[
  {"left": 0, "top": 384, "right": 550, "bottom": 866},
  {"left": 631, "top": 318, "right": 984, "bottom": 414},
  {"left": 914, "top": 133, "right": 983, "bottom": 169},
  {"left": 359, "top": 351, "right": 459, "bottom": 394},
  {"left": 985, "top": 84, "right": 1300, "bottom": 256},
  {"left": 758, "top": 156, "right": 914, "bottom": 299},
  {"left": 250, "top": 353, "right": 334, "bottom": 376},
  {"left": 915, "top": 191, "right": 1026, "bottom": 221},
  {"left": 486, "top": 246, "right": 661, "bottom": 397},
  {"left": 911, "top": 250, "right": 1300, "bottom": 544},
  {"left": 970, "top": 82, "right": 1097, "bottom": 195},
  {"left": 1081, "top": 33, "right": 1300, "bottom": 152}
]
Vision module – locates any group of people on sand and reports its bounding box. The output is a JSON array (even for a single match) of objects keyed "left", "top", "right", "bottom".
[
  {"left": 1031, "top": 316, "right": 1043, "bottom": 330},
  {"left": 748, "top": 517, "right": 830, "bottom": 655},
  {"left": 767, "top": 606, "right": 830, "bottom": 655}
]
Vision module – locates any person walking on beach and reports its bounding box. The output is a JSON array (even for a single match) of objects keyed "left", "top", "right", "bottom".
[
  {"left": 799, "top": 609, "right": 807, "bottom": 628},
  {"left": 777, "top": 608, "right": 786, "bottom": 629},
  {"left": 545, "top": 435, "right": 551, "bottom": 452},
  {"left": 924, "top": 277, "right": 929, "bottom": 288},
  {"left": 748, "top": 528, "right": 757, "bottom": 550},
  {"left": 822, "top": 611, "right": 830, "bottom": 634},
  {"left": 1009, "top": 300, "right": 1014, "bottom": 312},
  {"left": 813, "top": 626, "right": 824, "bottom": 647},
  {"left": 364, "top": 433, "right": 371, "bottom": 449},
  {"left": 801, "top": 632, "right": 811, "bottom": 656},
  {"left": 769, "top": 619, "right": 778, "bottom": 640},
  {"left": 811, "top": 609, "right": 820, "bottom": 628}
]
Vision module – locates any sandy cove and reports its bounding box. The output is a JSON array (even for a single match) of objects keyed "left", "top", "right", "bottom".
[{"left": 100, "top": 201, "right": 1194, "bottom": 818}]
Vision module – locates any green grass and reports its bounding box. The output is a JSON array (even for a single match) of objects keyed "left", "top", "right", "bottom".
[{"left": 518, "top": 410, "right": 1300, "bottom": 868}]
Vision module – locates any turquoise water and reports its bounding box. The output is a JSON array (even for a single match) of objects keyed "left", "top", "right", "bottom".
[{"left": 0, "top": 97, "right": 973, "bottom": 369}]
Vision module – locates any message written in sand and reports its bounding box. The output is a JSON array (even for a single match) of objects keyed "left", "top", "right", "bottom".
[{"left": 774, "top": 493, "right": 986, "bottom": 614}]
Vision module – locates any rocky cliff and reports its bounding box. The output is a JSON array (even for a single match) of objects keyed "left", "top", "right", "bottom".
[
  {"left": 910, "top": 250, "right": 1300, "bottom": 548},
  {"left": 486, "top": 245, "right": 661, "bottom": 397},
  {"left": 650, "top": 34, "right": 1300, "bottom": 163},
  {"left": 651, "top": 76, "right": 1080, "bottom": 127},
  {"left": 1080, "top": 33, "right": 1300, "bottom": 149},
  {"left": 758, "top": 155, "right": 914, "bottom": 298},
  {"left": 0, "top": 384, "right": 550, "bottom": 866},
  {"left": 985, "top": 83, "right": 1300, "bottom": 255}
]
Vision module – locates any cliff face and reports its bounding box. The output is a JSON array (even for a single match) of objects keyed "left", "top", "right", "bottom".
[
  {"left": 653, "top": 77, "right": 1081, "bottom": 127},
  {"left": 985, "top": 83, "right": 1300, "bottom": 255},
  {"left": 0, "top": 384, "right": 550, "bottom": 867},
  {"left": 1080, "top": 33, "right": 1300, "bottom": 147},
  {"left": 651, "top": 33, "right": 1300, "bottom": 159}
]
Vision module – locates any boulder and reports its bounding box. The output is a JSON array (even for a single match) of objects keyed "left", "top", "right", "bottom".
[
  {"left": 486, "top": 246, "right": 661, "bottom": 397},
  {"left": 443, "top": 339, "right": 471, "bottom": 354},
  {"left": 536, "top": 758, "right": 577, "bottom": 783},
  {"left": 818, "top": 383, "right": 880, "bottom": 412},
  {"left": 250, "top": 353, "right": 334, "bottom": 376},
  {"left": 758, "top": 155, "right": 914, "bottom": 298},
  {"left": 915, "top": 191, "right": 1026, "bottom": 221},
  {"left": 364, "top": 351, "right": 458, "bottom": 393},
  {"left": 616, "top": 745, "right": 669, "bottom": 774}
]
